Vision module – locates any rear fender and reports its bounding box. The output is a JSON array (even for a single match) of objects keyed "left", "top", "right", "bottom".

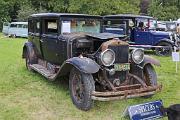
[
  {"left": 56, "top": 57, "right": 100, "bottom": 77},
  {"left": 156, "top": 39, "right": 174, "bottom": 46}
]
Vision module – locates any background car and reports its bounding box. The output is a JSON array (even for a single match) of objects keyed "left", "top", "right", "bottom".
[
  {"left": 156, "top": 21, "right": 177, "bottom": 32},
  {"left": 103, "top": 14, "right": 178, "bottom": 56},
  {"left": 2, "top": 22, "right": 28, "bottom": 38}
]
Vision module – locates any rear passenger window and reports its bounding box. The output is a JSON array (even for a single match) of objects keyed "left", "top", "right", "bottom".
[
  {"left": 10, "top": 24, "right": 17, "bottom": 28},
  {"left": 44, "top": 19, "right": 58, "bottom": 34},
  {"left": 34, "top": 21, "right": 40, "bottom": 33}
]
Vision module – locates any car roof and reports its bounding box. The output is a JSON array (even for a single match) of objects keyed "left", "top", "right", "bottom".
[
  {"left": 10, "top": 22, "right": 28, "bottom": 24},
  {"left": 29, "top": 13, "right": 102, "bottom": 19},
  {"left": 104, "top": 14, "right": 154, "bottom": 19}
]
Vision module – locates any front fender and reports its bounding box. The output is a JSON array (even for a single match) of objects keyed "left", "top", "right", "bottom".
[
  {"left": 22, "top": 41, "right": 34, "bottom": 58},
  {"left": 141, "top": 55, "right": 161, "bottom": 67},
  {"left": 130, "top": 55, "right": 160, "bottom": 79},
  {"left": 55, "top": 57, "right": 100, "bottom": 78},
  {"left": 66, "top": 57, "right": 100, "bottom": 73}
]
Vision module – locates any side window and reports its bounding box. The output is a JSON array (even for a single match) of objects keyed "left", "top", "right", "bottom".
[
  {"left": 17, "top": 24, "right": 23, "bottom": 28},
  {"left": 10, "top": 24, "right": 17, "bottom": 28},
  {"left": 23, "top": 24, "right": 28, "bottom": 28},
  {"left": 34, "top": 20, "right": 40, "bottom": 33},
  {"left": 28, "top": 20, "right": 33, "bottom": 32},
  {"left": 44, "top": 19, "right": 58, "bottom": 34}
]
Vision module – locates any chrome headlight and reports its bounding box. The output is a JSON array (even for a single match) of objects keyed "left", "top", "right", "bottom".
[
  {"left": 100, "top": 49, "right": 115, "bottom": 66},
  {"left": 131, "top": 48, "right": 144, "bottom": 64}
]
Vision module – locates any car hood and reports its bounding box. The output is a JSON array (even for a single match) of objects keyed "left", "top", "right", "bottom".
[{"left": 86, "top": 33, "right": 126, "bottom": 40}]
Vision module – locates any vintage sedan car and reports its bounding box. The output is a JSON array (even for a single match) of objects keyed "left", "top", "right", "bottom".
[
  {"left": 103, "top": 14, "right": 179, "bottom": 56},
  {"left": 22, "top": 13, "right": 161, "bottom": 111}
]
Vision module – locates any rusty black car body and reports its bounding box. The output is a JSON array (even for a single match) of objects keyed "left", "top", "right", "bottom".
[{"left": 22, "top": 13, "right": 161, "bottom": 111}]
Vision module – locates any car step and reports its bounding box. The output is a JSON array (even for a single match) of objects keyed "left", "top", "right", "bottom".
[{"left": 30, "top": 64, "right": 56, "bottom": 79}]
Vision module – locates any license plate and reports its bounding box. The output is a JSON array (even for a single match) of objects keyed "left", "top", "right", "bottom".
[{"left": 114, "top": 63, "right": 130, "bottom": 71}]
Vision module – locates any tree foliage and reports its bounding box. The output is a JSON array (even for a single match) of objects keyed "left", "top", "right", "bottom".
[
  {"left": 0, "top": 0, "right": 180, "bottom": 30},
  {"left": 148, "top": 0, "right": 180, "bottom": 20}
]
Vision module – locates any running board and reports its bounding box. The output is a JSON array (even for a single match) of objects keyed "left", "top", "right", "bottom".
[{"left": 30, "top": 64, "right": 56, "bottom": 80}]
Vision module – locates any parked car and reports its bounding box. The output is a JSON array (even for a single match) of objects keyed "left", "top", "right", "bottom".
[
  {"left": 156, "top": 21, "right": 177, "bottom": 32},
  {"left": 22, "top": 13, "right": 161, "bottom": 111},
  {"left": 103, "top": 14, "right": 178, "bottom": 56},
  {"left": 2, "top": 22, "right": 10, "bottom": 35},
  {"left": 3, "top": 22, "right": 28, "bottom": 38}
]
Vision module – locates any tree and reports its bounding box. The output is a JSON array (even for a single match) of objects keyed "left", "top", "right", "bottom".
[
  {"left": 139, "top": 0, "right": 151, "bottom": 14},
  {"left": 17, "top": 0, "right": 47, "bottom": 21},
  {"left": 0, "top": 0, "right": 10, "bottom": 30},
  {"left": 148, "top": 0, "right": 180, "bottom": 20},
  {"left": 68, "top": 0, "right": 140, "bottom": 15}
]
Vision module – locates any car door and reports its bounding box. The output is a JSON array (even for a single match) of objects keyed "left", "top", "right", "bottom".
[
  {"left": 40, "top": 18, "right": 62, "bottom": 64},
  {"left": 29, "top": 18, "right": 43, "bottom": 58},
  {"left": 134, "top": 18, "right": 151, "bottom": 45},
  {"left": 134, "top": 30, "right": 151, "bottom": 45}
]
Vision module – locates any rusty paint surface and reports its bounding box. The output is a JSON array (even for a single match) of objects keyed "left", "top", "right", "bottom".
[
  {"left": 91, "top": 85, "right": 162, "bottom": 101},
  {"left": 101, "top": 39, "right": 129, "bottom": 51}
]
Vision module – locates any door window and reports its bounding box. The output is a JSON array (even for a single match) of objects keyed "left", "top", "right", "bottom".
[{"left": 44, "top": 19, "right": 58, "bottom": 34}]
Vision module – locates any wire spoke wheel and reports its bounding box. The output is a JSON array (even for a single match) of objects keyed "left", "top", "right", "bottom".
[
  {"left": 142, "top": 64, "right": 157, "bottom": 98},
  {"left": 72, "top": 73, "right": 85, "bottom": 103},
  {"left": 155, "top": 42, "right": 172, "bottom": 56}
]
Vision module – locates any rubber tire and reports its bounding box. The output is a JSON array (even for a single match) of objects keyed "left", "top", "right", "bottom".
[
  {"left": 12, "top": 34, "right": 16, "bottom": 38},
  {"left": 143, "top": 64, "right": 157, "bottom": 98},
  {"left": 155, "top": 42, "right": 173, "bottom": 56},
  {"left": 69, "top": 67, "right": 95, "bottom": 111}
]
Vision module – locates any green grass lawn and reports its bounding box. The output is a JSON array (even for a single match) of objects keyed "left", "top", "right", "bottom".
[{"left": 0, "top": 34, "right": 179, "bottom": 120}]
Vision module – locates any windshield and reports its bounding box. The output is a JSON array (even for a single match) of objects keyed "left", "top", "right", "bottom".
[
  {"left": 103, "top": 20, "right": 127, "bottom": 35},
  {"left": 149, "top": 19, "right": 157, "bottom": 29},
  {"left": 61, "top": 19, "right": 101, "bottom": 34}
]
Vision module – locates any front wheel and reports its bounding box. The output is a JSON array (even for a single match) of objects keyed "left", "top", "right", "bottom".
[
  {"left": 69, "top": 67, "right": 95, "bottom": 111},
  {"left": 155, "top": 42, "right": 173, "bottom": 56},
  {"left": 143, "top": 64, "right": 157, "bottom": 98}
]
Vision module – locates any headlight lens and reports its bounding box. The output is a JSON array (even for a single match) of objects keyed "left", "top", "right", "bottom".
[
  {"left": 100, "top": 49, "right": 115, "bottom": 66},
  {"left": 131, "top": 48, "right": 144, "bottom": 64}
]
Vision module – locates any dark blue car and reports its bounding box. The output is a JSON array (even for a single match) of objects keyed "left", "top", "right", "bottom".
[{"left": 103, "top": 14, "right": 176, "bottom": 56}]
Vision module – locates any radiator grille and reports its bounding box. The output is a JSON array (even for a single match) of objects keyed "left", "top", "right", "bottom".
[{"left": 108, "top": 45, "right": 129, "bottom": 63}]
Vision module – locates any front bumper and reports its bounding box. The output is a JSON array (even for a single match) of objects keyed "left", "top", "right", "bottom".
[{"left": 91, "top": 84, "right": 162, "bottom": 101}]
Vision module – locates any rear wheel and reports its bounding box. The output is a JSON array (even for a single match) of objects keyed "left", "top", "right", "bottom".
[
  {"left": 25, "top": 50, "right": 33, "bottom": 71},
  {"left": 25, "top": 49, "right": 37, "bottom": 71},
  {"left": 69, "top": 67, "right": 95, "bottom": 111},
  {"left": 12, "top": 34, "right": 16, "bottom": 38},
  {"left": 143, "top": 64, "right": 157, "bottom": 98},
  {"left": 155, "top": 42, "right": 173, "bottom": 56}
]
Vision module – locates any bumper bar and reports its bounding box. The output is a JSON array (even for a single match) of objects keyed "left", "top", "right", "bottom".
[{"left": 91, "top": 85, "right": 162, "bottom": 101}]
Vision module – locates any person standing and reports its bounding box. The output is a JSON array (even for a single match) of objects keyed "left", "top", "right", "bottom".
[{"left": 177, "top": 23, "right": 180, "bottom": 35}]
